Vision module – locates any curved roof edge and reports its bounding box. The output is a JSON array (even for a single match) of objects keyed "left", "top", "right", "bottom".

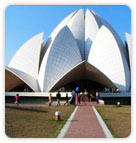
[
  {"left": 50, "top": 61, "right": 117, "bottom": 92},
  {"left": 6, "top": 68, "right": 23, "bottom": 91},
  {"left": 67, "top": 9, "right": 85, "bottom": 60},
  {"left": 85, "top": 9, "right": 100, "bottom": 60},
  {"left": 49, "top": 10, "right": 77, "bottom": 40},
  {"left": 9, "top": 32, "right": 44, "bottom": 79},
  {"left": 125, "top": 32, "right": 131, "bottom": 66},
  {"left": 6, "top": 67, "right": 40, "bottom": 92},
  {"left": 41, "top": 10, "right": 78, "bottom": 65},
  {"left": 92, "top": 11, "right": 129, "bottom": 64}
]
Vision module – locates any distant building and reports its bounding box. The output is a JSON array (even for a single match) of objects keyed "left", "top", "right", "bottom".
[{"left": 5, "top": 9, "right": 131, "bottom": 93}]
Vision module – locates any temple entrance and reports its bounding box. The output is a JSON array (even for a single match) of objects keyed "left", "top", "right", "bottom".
[{"left": 56, "top": 80, "right": 107, "bottom": 93}]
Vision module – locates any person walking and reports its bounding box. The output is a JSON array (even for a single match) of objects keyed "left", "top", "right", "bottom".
[
  {"left": 56, "top": 91, "right": 61, "bottom": 106},
  {"left": 14, "top": 93, "right": 19, "bottom": 106},
  {"left": 64, "top": 93, "right": 69, "bottom": 106},
  {"left": 48, "top": 93, "right": 53, "bottom": 106}
]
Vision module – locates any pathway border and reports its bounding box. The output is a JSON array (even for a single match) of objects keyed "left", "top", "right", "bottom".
[
  {"left": 57, "top": 106, "right": 78, "bottom": 138},
  {"left": 92, "top": 106, "right": 113, "bottom": 138}
]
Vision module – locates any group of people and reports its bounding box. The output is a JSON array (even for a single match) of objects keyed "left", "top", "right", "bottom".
[
  {"left": 48, "top": 91, "right": 70, "bottom": 106},
  {"left": 48, "top": 91, "right": 62, "bottom": 106},
  {"left": 48, "top": 87, "right": 94, "bottom": 106},
  {"left": 69, "top": 88, "right": 89, "bottom": 105}
]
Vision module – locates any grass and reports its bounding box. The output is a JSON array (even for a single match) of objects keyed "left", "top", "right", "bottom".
[
  {"left": 5, "top": 104, "right": 75, "bottom": 138},
  {"left": 95, "top": 106, "right": 131, "bottom": 138}
]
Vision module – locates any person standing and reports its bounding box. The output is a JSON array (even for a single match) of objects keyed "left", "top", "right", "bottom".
[
  {"left": 14, "top": 93, "right": 19, "bottom": 106},
  {"left": 96, "top": 92, "right": 99, "bottom": 103},
  {"left": 71, "top": 90, "right": 76, "bottom": 105},
  {"left": 87, "top": 92, "right": 91, "bottom": 102},
  {"left": 82, "top": 89, "right": 88, "bottom": 104},
  {"left": 84, "top": 89, "right": 88, "bottom": 102},
  {"left": 48, "top": 93, "right": 53, "bottom": 106},
  {"left": 84, "top": 89, "right": 88, "bottom": 97},
  {"left": 75, "top": 93, "right": 78, "bottom": 105},
  {"left": 56, "top": 91, "right": 61, "bottom": 106},
  {"left": 78, "top": 93, "right": 81, "bottom": 104},
  {"left": 82, "top": 92, "right": 85, "bottom": 104},
  {"left": 75, "top": 86, "right": 80, "bottom": 105}
]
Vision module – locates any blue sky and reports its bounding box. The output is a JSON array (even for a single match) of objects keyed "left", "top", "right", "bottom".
[{"left": 5, "top": 5, "right": 131, "bottom": 66}]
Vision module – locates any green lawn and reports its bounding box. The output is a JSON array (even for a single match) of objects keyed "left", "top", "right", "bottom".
[
  {"left": 5, "top": 104, "right": 75, "bottom": 138},
  {"left": 95, "top": 106, "right": 131, "bottom": 138}
]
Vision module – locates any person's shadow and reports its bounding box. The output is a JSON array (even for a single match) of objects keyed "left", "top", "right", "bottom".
[{"left": 5, "top": 105, "right": 48, "bottom": 113}]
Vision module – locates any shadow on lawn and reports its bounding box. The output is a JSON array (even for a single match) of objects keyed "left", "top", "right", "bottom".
[
  {"left": 48, "top": 119, "right": 78, "bottom": 122},
  {"left": 5, "top": 105, "right": 48, "bottom": 113}
]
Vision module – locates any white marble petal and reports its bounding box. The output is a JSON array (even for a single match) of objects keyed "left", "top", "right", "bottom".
[
  {"left": 38, "top": 26, "right": 82, "bottom": 92},
  {"left": 88, "top": 25, "right": 130, "bottom": 92},
  {"left": 9, "top": 32, "right": 44, "bottom": 79}
]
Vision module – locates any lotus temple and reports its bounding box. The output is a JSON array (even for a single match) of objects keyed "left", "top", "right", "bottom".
[{"left": 5, "top": 9, "right": 131, "bottom": 104}]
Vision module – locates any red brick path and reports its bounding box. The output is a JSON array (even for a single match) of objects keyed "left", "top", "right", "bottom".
[{"left": 64, "top": 102, "right": 105, "bottom": 138}]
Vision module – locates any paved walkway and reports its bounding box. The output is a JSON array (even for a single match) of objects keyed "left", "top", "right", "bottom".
[{"left": 64, "top": 102, "right": 105, "bottom": 138}]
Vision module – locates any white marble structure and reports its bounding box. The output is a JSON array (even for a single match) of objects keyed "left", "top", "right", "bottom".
[{"left": 6, "top": 9, "right": 131, "bottom": 92}]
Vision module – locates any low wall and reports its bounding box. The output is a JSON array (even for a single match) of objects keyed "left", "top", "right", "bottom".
[
  {"left": 5, "top": 92, "right": 72, "bottom": 97},
  {"left": 99, "top": 92, "right": 131, "bottom": 105},
  {"left": 5, "top": 92, "right": 131, "bottom": 105},
  {"left": 99, "top": 92, "right": 131, "bottom": 98},
  {"left": 5, "top": 92, "right": 72, "bottom": 104}
]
